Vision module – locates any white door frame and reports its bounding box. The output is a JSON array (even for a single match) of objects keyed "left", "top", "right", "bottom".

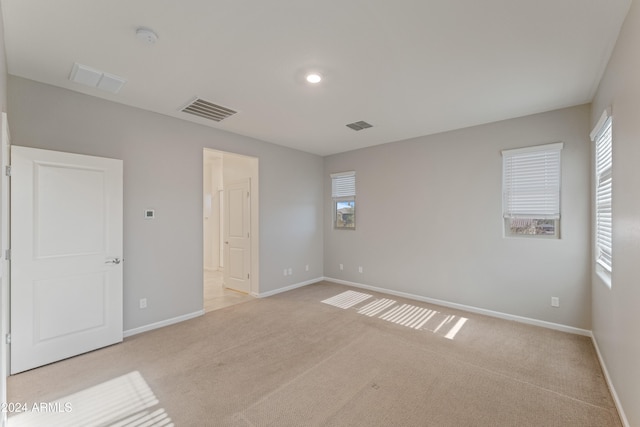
[
  {"left": 0, "top": 112, "right": 11, "bottom": 427},
  {"left": 203, "top": 149, "right": 259, "bottom": 296}
]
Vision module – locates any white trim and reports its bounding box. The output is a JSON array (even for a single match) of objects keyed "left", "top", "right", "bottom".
[
  {"left": 591, "top": 334, "right": 629, "bottom": 427},
  {"left": 330, "top": 170, "right": 355, "bottom": 178},
  {"left": 591, "top": 108, "right": 612, "bottom": 141},
  {"left": 596, "top": 265, "right": 612, "bottom": 289},
  {"left": 257, "top": 277, "right": 324, "bottom": 298},
  {"left": 501, "top": 141, "right": 563, "bottom": 156},
  {"left": 323, "top": 277, "right": 591, "bottom": 336},
  {"left": 0, "top": 113, "right": 9, "bottom": 427},
  {"left": 123, "top": 310, "right": 205, "bottom": 338}
]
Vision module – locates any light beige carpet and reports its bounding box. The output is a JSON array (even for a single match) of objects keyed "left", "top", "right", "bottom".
[{"left": 8, "top": 281, "right": 621, "bottom": 426}]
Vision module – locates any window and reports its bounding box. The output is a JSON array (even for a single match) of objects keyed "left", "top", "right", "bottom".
[
  {"left": 331, "top": 171, "right": 355, "bottom": 229},
  {"left": 502, "top": 143, "right": 563, "bottom": 237},
  {"left": 591, "top": 111, "right": 612, "bottom": 274}
]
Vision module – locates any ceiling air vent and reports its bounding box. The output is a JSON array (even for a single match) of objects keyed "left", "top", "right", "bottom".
[
  {"left": 346, "top": 121, "right": 373, "bottom": 131},
  {"left": 181, "top": 97, "right": 237, "bottom": 122}
]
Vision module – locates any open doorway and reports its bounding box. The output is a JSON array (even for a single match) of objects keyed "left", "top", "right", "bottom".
[{"left": 203, "top": 148, "right": 259, "bottom": 312}]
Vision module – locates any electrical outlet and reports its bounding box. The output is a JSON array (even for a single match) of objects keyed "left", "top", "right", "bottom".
[
  {"left": 339, "top": 264, "right": 344, "bottom": 271},
  {"left": 288, "top": 268, "right": 293, "bottom": 275},
  {"left": 305, "top": 264, "right": 309, "bottom": 272},
  {"left": 283, "top": 269, "right": 288, "bottom": 276},
  {"left": 358, "top": 266, "right": 363, "bottom": 273},
  {"left": 551, "top": 297, "right": 559, "bottom": 307},
  {"left": 139, "top": 298, "right": 147, "bottom": 309}
]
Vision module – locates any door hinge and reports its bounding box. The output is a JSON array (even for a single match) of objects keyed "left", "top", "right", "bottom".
[
  {"left": 5, "top": 333, "right": 10, "bottom": 344},
  {"left": 247, "top": 273, "right": 250, "bottom": 279},
  {"left": 5, "top": 165, "right": 10, "bottom": 176},
  {"left": 4, "top": 249, "right": 10, "bottom": 260}
]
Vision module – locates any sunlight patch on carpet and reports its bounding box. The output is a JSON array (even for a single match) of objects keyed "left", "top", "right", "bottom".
[
  {"left": 357, "top": 298, "right": 396, "bottom": 317},
  {"left": 444, "top": 316, "right": 468, "bottom": 339},
  {"left": 322, "top": 290, "right": 372, "bottom": 309},
  {"left": 9, "top": 371, "right": 173, "bottom": 427},
  {"left": 322, "top": 291, "right": 468, "bottom": 340},
  {"left": 379, "top": 304, "right": 437, "bottom": 329}
]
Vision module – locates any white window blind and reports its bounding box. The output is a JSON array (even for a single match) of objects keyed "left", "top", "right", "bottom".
[
  {"left": 502, "top": 143, "right": 563, "bottom": 219},
  {"left": 331, "top": 171, "right": 355, "bottom": 199},
  {"left": 593, "top": 115, "right": 612, "bottom": 272}
]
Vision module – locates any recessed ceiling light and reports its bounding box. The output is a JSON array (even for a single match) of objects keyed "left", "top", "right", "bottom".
[{"left": 306, "top": 73, "right": 322, "bottom": 84}]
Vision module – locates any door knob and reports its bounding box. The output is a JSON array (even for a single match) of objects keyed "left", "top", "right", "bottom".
[{"left": 105, "top": 258, "right": 122, "bottom": 264}]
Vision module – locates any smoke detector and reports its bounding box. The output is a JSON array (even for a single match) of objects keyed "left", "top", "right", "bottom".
[{"left": 136, "top": 27, "right": 158, "bottom": 44}]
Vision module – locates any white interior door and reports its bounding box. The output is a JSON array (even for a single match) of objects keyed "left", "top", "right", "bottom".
[
  {"left": 10, "top": 146, "right": 123, "bottom": 374},
  {"left": 223, "top": 179, "right": 251, "bottom": 294}
]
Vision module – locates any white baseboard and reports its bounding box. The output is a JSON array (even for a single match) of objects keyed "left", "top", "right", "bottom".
[
  {"left": 591, "top": 334, "right": 629, "bottom": 427},
  {"left": 122, "top": 277, "right": 324, "bottom": 336},
  {"left": 123, "top": 309, "right": 205, "bottom": 338},
  {"left": 257, "top": 277, "right": 324, "bottom": 298},
  {"left": 323, "top": 277, "right": 591, "bottom": 337},
  {"left": 132, "top": 279, "right": 589, "bottom": 337}
]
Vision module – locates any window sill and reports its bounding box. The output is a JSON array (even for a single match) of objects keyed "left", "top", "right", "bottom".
[{"left": 595, "top": 265, "right": 612, "bottom": 289}]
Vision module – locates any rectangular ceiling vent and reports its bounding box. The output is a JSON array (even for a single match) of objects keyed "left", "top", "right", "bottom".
[
  {"left": 346, "top": 120, "right": 373, "bottom": 131},
  {"left": 181, "top": 98, "right": 237, "bottom": 122},
  {"left": 69, "top": 62, "right": 126, "bottom": 94}
]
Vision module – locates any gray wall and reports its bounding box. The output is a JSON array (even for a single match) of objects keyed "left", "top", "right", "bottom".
[
  {"left": 324, "top": 105, "right": 592, "bottom": 329},
  {"left": 591, "top": 0, "right": 640, "bottom": 425},
  {"left": 7, "top": 76, "right": 324, "bottom": 331},
  {"left": 0, "top": 9, "right": 5, "bottom": 113},
  {"left": 0, "top": 2, "right": 9, "bottom": 419}
]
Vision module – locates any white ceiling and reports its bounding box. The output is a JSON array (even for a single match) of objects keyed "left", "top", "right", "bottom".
[{"left": 1, "top": 0, "right": 631, "bottom": 156}]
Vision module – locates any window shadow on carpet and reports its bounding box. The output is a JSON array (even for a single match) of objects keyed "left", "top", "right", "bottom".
[{"left": 322, "top": 290, "right": 468, "bottom": 340}]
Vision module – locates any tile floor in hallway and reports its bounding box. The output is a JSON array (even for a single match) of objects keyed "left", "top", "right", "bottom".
[{"left": 204, "top": 269, "right": 254, "bottom": 312}]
